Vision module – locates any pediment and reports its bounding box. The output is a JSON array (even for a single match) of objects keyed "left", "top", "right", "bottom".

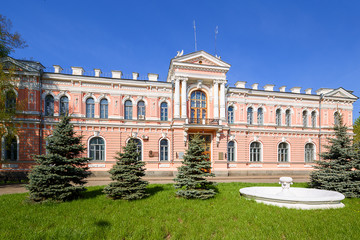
[
  {"left": 171, "top": 50, "right": 231, "bottom": 68},
  {"left": 0, "top": 57, "right": 41, "bottom": 72},
  {"left": 325, "top": 88, "right": 358, "bottom": 100}
]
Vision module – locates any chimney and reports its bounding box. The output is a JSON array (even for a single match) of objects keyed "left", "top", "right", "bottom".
[
  {"left": 53, "top": 65, "right": 63, "bottom": 73},
  {"left": 305, "top": 88, "right": 312, "bottom": 94},
  {"left": 94, "top": 69, "right": 102, "bottom": 77},
  {"left": 132, "top": 72, "right": 139, "bottom": 80},
  {"left": 112, "top": 70, "right": 122, "bottom": 79},
  {"left": 235, "top": 81, "right": 247, "bottom": 88},
  {"left": 264, "top": 84, "right": 275, "bottom": 91},
  {"left": 71, "top": 67, "right": 84, "bottom": 76},
  {"left": 316, "top": 88, "right": 333, "bottom": 95},
  {"left": 251, "top": 83, "right": 258, "bottom": 90},
  {"left": 290, "top": 87, "right": 301, "bottom": 93},
  {"left": 279, "top": 86, "right": 286, "bottom": 92},
  {"left": 148, "top": 73, "right": 159, "bottom": 81}
]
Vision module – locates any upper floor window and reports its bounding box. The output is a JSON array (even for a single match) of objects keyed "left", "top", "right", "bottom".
[
  {"left": 86, "top": 98, "right": 95, "bottom": 118},
  {"left": 190, "top": 91, "right": 206, "bottom": 123},
  {"left": 227, "top": 141, "right": 235, "bottom": 162},
  {"left": 250, "top": 142, "right": 261, "bottom": 162},
  {"left": 278, "top": 142, "right": 289, "bottom": 162},
  {"left": 5, "top": 91, "right": 16, "bottom": 113},
  {"left": 100, "top": 99, "right": 108, "bottom": 119},
  {"left": 160, "top": 139, "right": 169, "bottom": 161},
  {"left": 137, "top": 101, "right": 145, "bottom": 120},
  {"left": 3, "top": 135, "right": 17, "bottom": 161},
  {"left": 276, "top": 109, "right": 282, "bottom": 126},
  {"left": 311, "top": 111, "right": 316, "bottom": 128},
  {"left": 160, "top": 102, "right": 168, "bottom": 121},
  {"left": 302, "top": 111, "right": 308, "bottom": 128},
  {"left": 124, "top": 100, "right": 133, "bottom": 120},
  {"left": 60, "top": 96, "right": 69, "bottom": 116},
  {"left": 334, "top": 112, "right": 340, "bottom": 125},
  {"left": 228, "top": 106, "right": 234, "bottom": 123},
  {"left": 247, "top": 107, "right": 253, "bottom": 125},
  {"left": 45, "top": 95, "right": 54, "bottom": 116},
  {"left": 89, "top": 137, "right": 105, "bottom": 161},
  {"left": 257, "top": 108, "right": 263, "bottom": 125},
  {"left": 305, "top": 143, "right": 315, "bottom": 163},
  {"left": 285, "top": 109, "right": 291, "bottom": 126}
]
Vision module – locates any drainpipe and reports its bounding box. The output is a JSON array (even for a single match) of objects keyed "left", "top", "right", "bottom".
[
  {"left": 39, "top": 69, "right": 44, "bottom": 155},
  {"left": 318, "top": 94, "right": 324, "bottom": 158},
  {"left": 171, "top": 80, "right": 175, "bottom": 164}
]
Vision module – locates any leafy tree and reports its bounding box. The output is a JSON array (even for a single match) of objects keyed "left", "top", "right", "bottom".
[
  {"left": 26, "top": 115, "right": 90, "bottom": 202},
  {"left": 0, "top": 14, "right": 27, "bottom": 57},
  {"left": 310, "top": 116, "right": 360, "bottom": 197},
  {"left": 174, "top": 134, "right": 216, "bottom": 199},
  {"left": 353, "top": 115, "right": 360, "bottom": 144},
  {"left": 104, "top": 138, "right": 149, "bottom": 200}
]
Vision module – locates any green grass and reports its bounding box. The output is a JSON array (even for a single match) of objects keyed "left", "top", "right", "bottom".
[{"left": 0, "top": 182, "right": 359, "bottom": 240}]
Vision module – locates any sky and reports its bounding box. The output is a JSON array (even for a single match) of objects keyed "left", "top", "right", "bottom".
[{"left": 3, "top": 0, "right": 360, "bottom": 119}]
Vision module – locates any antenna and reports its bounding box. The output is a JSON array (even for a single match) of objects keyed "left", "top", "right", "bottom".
[
  {"left": 193, "top": 20, "right": 197, "bottom": 51},
  {"left": 215, "top": 26, "right": 218, "bottom": 56}
]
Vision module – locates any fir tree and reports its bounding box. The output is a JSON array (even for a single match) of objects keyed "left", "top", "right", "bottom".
[
  {"left": 103, "top": 138, "right": 149, "bottom": 200},
  {"left": 26, "top": 115, "right": 90, "bottom": 202},
  {"left": 310, "top": 116, "right": 360, "bottom": 197},
  {"left": 174, "top": 134, "right": 216, "bottom": 200}
]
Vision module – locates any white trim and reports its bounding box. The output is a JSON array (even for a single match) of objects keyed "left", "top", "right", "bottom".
[
  {"left": 187, "top": 84, "right": 212, "bottom": 97},
  {"left": 87, "top": 135, "right": 106, "bottom": 161},
  {"left": 56, "top": 92, "right": 71, "bottom": 101},
  {"left": 277, "top": 141, "right": 291, "bottom": 163},
  {"left": 227, "top": 140, "right": 237, "bottom": 162},
  {"left": 249, "top": 140, "right": 263, "bottom": 162},
  {"left": 83, "top": 93, "right": 97, "bottom": 103},
  {"left": 98, "top": 94, "right": 111, "bottom": 103},
  {"left": 1, "top": 133, "right": 19, "bottom": 161},
  {"left": 42, "top": 90, "right": 56, "bottom": 100},
  {"left": 158, "top": 137, "right": 170, "bottom": 162},
  {"left": 125, "top": 137, "right": 144, "bottom": 161},
  {"left": 122, "top": 96, "right": 135, "bottom": 105},
  {"left": 304, "top": 142, "right": 317, "bottom": 163},
  {"left": 135, "top": 97, "right": 148, "bottom": 106}
]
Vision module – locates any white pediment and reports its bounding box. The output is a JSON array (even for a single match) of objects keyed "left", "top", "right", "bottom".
[
  {"left": 325, "top": 88, "right": 358, "bottom": 100},
  {"left": 0, "top": 57, "right": 41, "bottom": 72},
  {"left": 171, "top": 50, "right": 231, "bottom": 68}
]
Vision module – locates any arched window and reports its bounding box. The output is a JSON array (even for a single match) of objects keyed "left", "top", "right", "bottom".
[
  {"left": 303, "top": 111, "right": 308, "bottom": 128},
  {"left": 247, "top": 107, "right": 253, "bottom": 125},
  {"left": 190, "top": 90, "right": 206, "bottom": 124},
  {"left": 227, "top": 141, "right": 235, "bottom": 162},
  {"left": 276, "top": 109, "right": 282, "bottom": 126},
  {"left": 86, "top": 98, "right": 95, "bottom": 118},
  {"left": 160, "top": 102, "right": 168, "bottom": 121},
  {"left": 3, "top": 135, "right": 18, "bottom": 161},
  {"left": 137, "top": 101, "right": 145, "bottom": 120},
  {"left": 132, "top": 138, "right": 142, "bottom": 161},
  {"left": 334, "top": 112, "right": 340, "bottom": 125},
  {"left": 257, "top": 108, "right": 263, "bottom": 125},
  {"left": 305, "top": 143, "right": 315, "bottom": 163},
  {"left": 45, "top": 95, "right": 54, "bottom": 116},
  {"left": 5, "top": 91, "right": 16, "bottom": 113},
  {"left": 100, "top": 99, "right": 108, "bottom": 119},
  {"left": 285, "top": 109, "right": 291, "bottom": 126},
  {"left": 278, "top": 142, "right": 289, "bottom": 162},
  {"left": 160, "top": 139, "right": 169, "bottom": 161},
  {"left": 311, "top": 111, "right": 316, "bottom": 128},
  {"left": 60, "top": 96, "right": 69, "bottom": 116},
  {"left": 250, "top": 142, "right": 261, "bottom": 162},
  {"left": 89, "top": 137, "right": 105, "bottom": 161},
  {"left": 228, "top": 106, "right": 234, "bottom": 123},
  {"left": 124, "top": 100, "right": 133, "bottom": 120}
]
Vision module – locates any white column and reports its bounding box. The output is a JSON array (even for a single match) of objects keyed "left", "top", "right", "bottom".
[
  {"left": 174, "top": 79, "right": 180, "bottom": 118},
  {"left": 220, "top": 82, "right": 226, "bottom": 120},
  {"left": 181, "top": 78, "right": 187, "bottom": 118},
  {"left": 213, "top": 81, "right": 219, "bottom": 119}
]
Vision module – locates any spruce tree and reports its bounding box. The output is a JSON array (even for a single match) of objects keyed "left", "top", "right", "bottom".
[
  {"left": 103, "top": 138, "right": 149, "bottom": 200},
  {"left": 174, "top": 134, "right": 216, "bottom": 199},
  {"left": 310, "top": 116, "right": 360, "bottom": 197},
  {"left": 26, "top": 115, "right": 90, "bottom": 202}
]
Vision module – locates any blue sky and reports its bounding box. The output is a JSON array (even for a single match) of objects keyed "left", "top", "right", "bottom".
[{"left": 3, "top": 0, "right": 360, "bottom": 119}]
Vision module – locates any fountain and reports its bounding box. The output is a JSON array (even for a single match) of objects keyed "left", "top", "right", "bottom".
[{"left": 239, "top": 177, "right": 345, "bottom": 210}]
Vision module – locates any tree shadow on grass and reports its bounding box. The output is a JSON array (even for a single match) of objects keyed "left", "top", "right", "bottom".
[
  {"left": 81, "top": 188, "right": 105, "bottom": 200},
  {"left": 147, "top": 185, "right": 164, "bottom": 198}
]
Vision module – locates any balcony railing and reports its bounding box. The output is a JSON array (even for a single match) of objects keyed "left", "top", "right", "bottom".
[{"left": 189, "top": 118, "right": 220, "bottom": 125}]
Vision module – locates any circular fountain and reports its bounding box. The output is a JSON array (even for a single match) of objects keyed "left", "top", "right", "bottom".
[{"left": 239, "top": 177, "right": 345, "bottom": 210}]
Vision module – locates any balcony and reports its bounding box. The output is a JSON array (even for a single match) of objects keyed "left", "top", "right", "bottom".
[{"left": 188, "top": 118, "right": 220, "bottom": 125}]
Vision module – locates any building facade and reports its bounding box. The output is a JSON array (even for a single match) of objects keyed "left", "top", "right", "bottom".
[{"left": 0, "top": 51, "right": 358, "bottom": 176}]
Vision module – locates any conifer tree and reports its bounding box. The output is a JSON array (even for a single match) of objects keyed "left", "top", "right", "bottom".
[
  {"left": 174, "top": 134, "right": 216, "bottom": 199},
  {"left": 310, "top": 116, "right": 360, "bottom": 197},
  {"left": 103, "top": 138, "right": 149, "bottom": 200},
  {"left": 26, "top": 115, "right": 90, "bottom": 202}
]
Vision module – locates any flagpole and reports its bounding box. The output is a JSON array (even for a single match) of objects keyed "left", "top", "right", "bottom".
[
  {"left": 215, "top": 26, "right": 218, "bottom": 56},
  {"left": 193, "top": 20, "right": 197, "bottom": 52}
]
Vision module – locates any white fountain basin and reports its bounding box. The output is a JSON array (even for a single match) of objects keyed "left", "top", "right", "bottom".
[{"left": 240, "top": 187, "right": 345, "bottom": 210}]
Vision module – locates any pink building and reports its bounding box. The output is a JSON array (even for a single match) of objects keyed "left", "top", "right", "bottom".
[{"left": 1, "top": 51, "right": 358, "bottom": 177}]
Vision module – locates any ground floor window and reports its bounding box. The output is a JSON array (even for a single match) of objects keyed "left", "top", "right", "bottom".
[
  {"left": 160, "top": 139, "right": 169, "bottom": 161},
  {"left": 89, "top": 137, "right": 105, "bottom": 161},
  {"left": 227, "top": 141, "right": 235, "bottom": 162},
  {"left": 132, "top": 138, "right": 142, "bottom": 161},
  {"left": 278, "top": 142, "right": 289, "bottom": 162},
  {"left": 3, "top": 135, "right": 17, "bottom": 161},
  {"left": 250, "top": 142, "right": 261, "bottom": 162},
  {"left": 305, "top": 143, "right": 315, "bottom": 163}
]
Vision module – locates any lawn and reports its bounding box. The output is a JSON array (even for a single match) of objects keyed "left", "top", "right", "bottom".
[{"left": 0, "top": 182, "right": 359, "bottom": 240}]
